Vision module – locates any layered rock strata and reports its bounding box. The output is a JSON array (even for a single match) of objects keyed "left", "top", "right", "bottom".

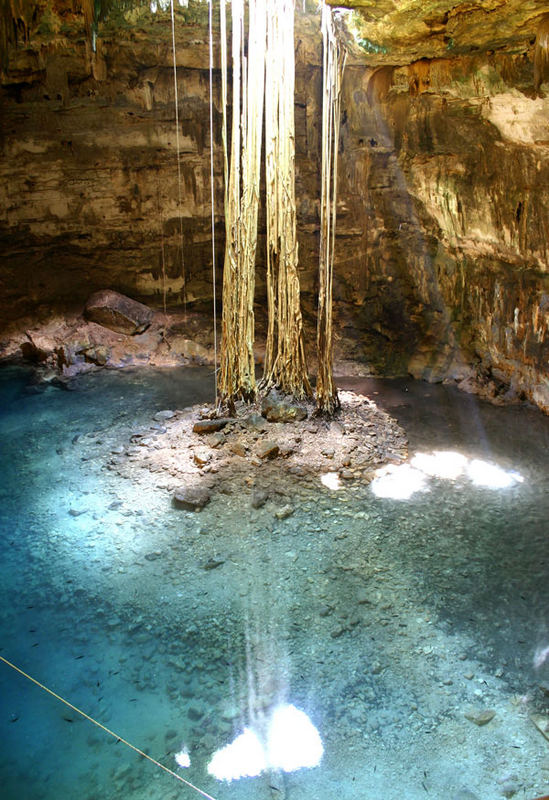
[{"left": 0, "top": 4, "right": 548, "bottom": 410}]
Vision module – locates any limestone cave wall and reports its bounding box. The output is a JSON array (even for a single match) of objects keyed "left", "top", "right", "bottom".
[
  {"left": 0, "top": 6, "right": 548, "bottom": 410},
  {"left": 0, "top": 15, "right": 223, "bottom": 321},
  {"left": 338, "top": 54, "right": 549, "bottom": 409}
]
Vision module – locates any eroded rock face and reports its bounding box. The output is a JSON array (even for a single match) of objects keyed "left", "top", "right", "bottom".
[
  {"left": 1, "top": 5, "right": 549, "bottom": 411},
  {"left": 336, "top": 54, "right": 549, "bottom": 409}
]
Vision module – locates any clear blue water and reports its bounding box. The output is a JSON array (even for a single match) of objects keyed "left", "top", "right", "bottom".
[{"left": 1, "top": 366, "right": 548, "bottom": 800}]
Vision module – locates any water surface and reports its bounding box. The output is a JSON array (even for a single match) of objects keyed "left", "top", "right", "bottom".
[{"left": 1, "top": 366, "right": 548, "bottom": 800}]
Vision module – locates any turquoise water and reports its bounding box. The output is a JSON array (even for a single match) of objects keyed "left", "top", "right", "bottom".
[{"left": 1, "top": 366, "right": 548, "bottom": 800}]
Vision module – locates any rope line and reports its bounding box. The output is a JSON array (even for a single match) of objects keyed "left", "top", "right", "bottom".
[
  {"left": 209, "top": 0, "right": 218, "bottom": 405},
  {"left": 0, "top": 655, "right": 218, "bottom": 800}
]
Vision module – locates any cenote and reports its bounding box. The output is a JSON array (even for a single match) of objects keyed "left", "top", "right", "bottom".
[
  {"left": 2, "top": 1, "right": 549, "bottom": 798},
  {"left": 1, "top": 366, "right": 548, "bottom": 800}
]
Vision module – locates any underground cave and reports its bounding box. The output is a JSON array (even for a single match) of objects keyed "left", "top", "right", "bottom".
[{"left": 1, "top": 2, "right": 549, "bottom": 799}]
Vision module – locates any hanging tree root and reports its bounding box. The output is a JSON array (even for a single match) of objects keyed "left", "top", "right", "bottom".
[
  {"left": 315, "top": 4, "right": 346, "bottom": 416},
  {"left": 218, "top": 0, "right": 266, "bottom": 407},
  {"left": 262, "top": 0, "right": 311, "bottom": 400}
]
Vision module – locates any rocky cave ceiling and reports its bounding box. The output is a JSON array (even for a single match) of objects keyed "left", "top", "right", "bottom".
[
  {"left": 3, "top": 1, "right": 549, "bottom": 72},
  {"left": 329, "top": 0, "right": 549, "bottom": 66}
]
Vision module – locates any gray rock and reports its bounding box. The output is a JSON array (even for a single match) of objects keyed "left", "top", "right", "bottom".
[
  {"left": 244, "top": 412, "right": 268, "bottom": 432},
  {"left": 68, "top": 507, "right": 87, "bottom": 516},
  {"left": 452, "top": 790, "right": 480, "bottom": 800},
  {"left": 251, "top": 489, "right": 269, "bottom": 509},
  {"left": 84, "top": 290, "right": 153, "bottom": 335},
  {"left": 187, "top": 705, "right": 204, "bottom": 721},
  {"left": 203, "top": 557, "right": 225, "bottom": 570},
  {"left": 154, "top": 410, "right": 176, "bottom": 421},
  {"left": 172, "top": 485, "right": 211, "bottom": 511},
  {"left": 261, "top": 390, "right": 307, "bottom": 423}
]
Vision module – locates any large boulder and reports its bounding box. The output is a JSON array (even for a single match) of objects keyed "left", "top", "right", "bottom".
[{"left": 84, "top": 290, "right": 153, "bottom": 335}]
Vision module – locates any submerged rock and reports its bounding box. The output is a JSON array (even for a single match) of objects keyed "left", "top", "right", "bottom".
[
  {"left": 531, "top": 713, "right": 549, "bottom": 741},
  {"left": 251, "top": 488, "right": 269, "bottom": 509},
  {"left": 202, "top": 557, "right": 225, "bottom": 571},
  {"left": 154, "top": 410, "right": 176, "bottom": 421},
  {"left": 464, "top": 709, "right": 496, "bottom": 726},
  {"left": 84, "top": 290, "right": 153, "bottom": 335},
  {"left": 274, "top": 504, "right": 294, "bottom": 519}
]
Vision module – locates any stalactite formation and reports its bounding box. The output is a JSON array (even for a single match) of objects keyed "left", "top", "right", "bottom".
[
  {"left": 0, "top": 0, "right": 35, "bottom": 68},
  {"left": 316, "top": 2, "right": 346, "bottom": 415},
  {"left": 218, "top": 0, "right": 266, "bottom": 407},
  {"left": 534, "top": 14, "right": 549, "bottom": 93},
  {"left": 262, "top": 0, "right": 311, "bottom": 399}
]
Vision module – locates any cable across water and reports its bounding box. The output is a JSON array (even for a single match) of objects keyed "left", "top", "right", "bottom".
[{"left": 0, "top": 654, "right": 219, "bottom": 800}]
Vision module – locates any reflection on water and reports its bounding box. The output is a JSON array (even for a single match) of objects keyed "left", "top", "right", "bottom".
[
  {"left": 206, "top": 704, "right": 323, "bottom": 781},
  {"left": 372, "top": 450, "right": 524, "bottom": 499},
  {"left": 1, "top": 366, "right": 549, "bottom": 800}
]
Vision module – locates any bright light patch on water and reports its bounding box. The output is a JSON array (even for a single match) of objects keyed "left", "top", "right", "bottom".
[
  {"left": 321, "top": 472, "right": 341, "bottom": 491},
  {"left": 533, "top": 644, "right": 549, "bottom": 669},
  {"left": 174, "top": 746, "right": 190, "bottom": 768},
  {"left": 207, "top": 705, "right": 323, "bottom": 782},
  {"left": 208, "top": 728, "right": 267, "bottom": 781},
  {"left": 267, "top": 705, "right": 324, "bottom": 772},
  {"left": 467, "top": 459, "right": 524, "bottom": 489},
  {"left": 411, "top": 451, "right": 467, "bottom": 480},
  {"left": 371, "top": 464, "right": 428, "bottom": 500},
  {"left": 372, "top": 451, "right": 524, "bottom": 499}
]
